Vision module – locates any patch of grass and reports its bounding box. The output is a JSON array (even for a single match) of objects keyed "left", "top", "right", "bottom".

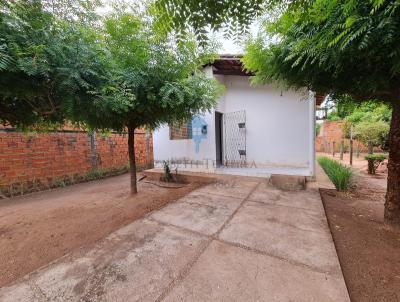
[
  {"left": 84, "top": 165, "right": 130, "bottom": 181},
  {"left": 318, "top": 156, "right": 353, "bottom": 191}
]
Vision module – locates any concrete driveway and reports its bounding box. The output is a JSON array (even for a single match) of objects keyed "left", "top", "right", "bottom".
[{"left": 0, "top": 177, "right": 350, "bottom": 301}]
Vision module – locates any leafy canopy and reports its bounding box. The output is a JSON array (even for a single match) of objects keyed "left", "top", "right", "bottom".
[
  {"left": 151, "top": 0, "right": 269, "bottom": 41},
  {"left": 0, "top": 1, "right": 223, "bottom": 131},
  {"left": 327, "top": 100, "right": 392, "bottom": 148},
  {"left": 0, "top": 0, "right": 106, "bottom": 129},
  {"left": 68, "top": 11, "right": 223, "bottom": 132},
  {"left": 354, "top": 120, "right": 390, "bottom": 147},
  {"left": 243, "top": 0, "right": 400, "bottom": 102},
  {"left": 156, "top": 0, "right": 400, "bottom": 100}
]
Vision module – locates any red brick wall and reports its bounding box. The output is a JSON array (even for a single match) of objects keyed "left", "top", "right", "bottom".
[
  {"left": 316, "top": 120, "right": 371, "bottom": 153},
  {"left": 94, "top": 130, "right": 152, "bottom": 170},
  {"left": 0, "top": 129, "right": 153, "bottom": 196}
]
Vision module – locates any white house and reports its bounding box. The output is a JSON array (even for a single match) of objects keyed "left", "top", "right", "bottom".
[{"left": 153, "top": 55, "right": 318, "bottom": 178}]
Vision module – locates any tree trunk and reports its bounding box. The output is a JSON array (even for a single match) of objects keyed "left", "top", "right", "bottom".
[
  {"left": 385, "top": 101, "right": 400, "bottom": 224},
  {"left": 367, "top": 159, "right": 375, "bottom": 175},
  {"left": 340, "top": 140, "right": 344, "bottom": 160},
  {"left": 368, "top": 140, "right": 373, "bottom": 154},
  {"left": 128, "top": 125, "right": 138, "bottom": 194}
]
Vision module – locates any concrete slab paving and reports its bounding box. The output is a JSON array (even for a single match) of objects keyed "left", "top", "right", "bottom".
[
  {"left": 249, "top": 183, "right": 325, "bottom": 214},
  {"left": 150, "top": 192, "right": 242, "bottom": 235},
  {"left": 179, "top": 190, "right": 243, "bottom": 213},
  {"left": 195, "top": 179, "right": 259, "bottom": 199},
  {"left": 243, "top": 200, "right": 329, "bottom": 234},
  {"left": 219, "top": 201, "right": 342, "bottom": 274},
  {"left": 0, "top": 219, "right": 208, "bottom": 302},
  {"left": 163, "top": 240, "right": 350, "bottom": 302},
  {"left": 0, "top": 175, "right": 350, "bottom": 302}
]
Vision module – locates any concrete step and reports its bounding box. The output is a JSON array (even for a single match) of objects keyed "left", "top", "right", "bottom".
[{"left": 270, "top": 174, "right": 306, "bottom": 191}]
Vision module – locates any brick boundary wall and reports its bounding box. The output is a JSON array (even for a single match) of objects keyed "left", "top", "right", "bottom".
[
  {"left": 0, "top": 128, "right": 153, "bottom": 197},
  {"left": 316, "top": 120, "right": 374, "bottom": 153}
]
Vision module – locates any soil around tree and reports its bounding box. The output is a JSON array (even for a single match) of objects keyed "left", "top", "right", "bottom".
[
  {"left": 320, "top": 156, "right": 400, "bottom": 302},
  {"left": 0, "top": 173, "right": 205, "bottom": 288}
]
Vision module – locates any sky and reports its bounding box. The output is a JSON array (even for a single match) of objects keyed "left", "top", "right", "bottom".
[
  {"left": 96, "top": 1, "right": 260, "bottom": 55},
  {"left": 215, "top": 22, "right": 261, "bottom": 54},
  {"left": 219, "top": 37, "right": 243, "bottom": 54}
]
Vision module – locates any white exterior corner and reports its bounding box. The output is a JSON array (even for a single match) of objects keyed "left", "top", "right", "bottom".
[{"left": 308, "top": 91, "right": 317, "bottom": 179}]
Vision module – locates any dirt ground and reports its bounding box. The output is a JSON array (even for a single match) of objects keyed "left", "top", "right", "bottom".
[
  {"left": 0, "top": 173, "right": 202, "bottom": 288},
  {"left": 319, "top": 152, "right": 400, "bottom": 302}
]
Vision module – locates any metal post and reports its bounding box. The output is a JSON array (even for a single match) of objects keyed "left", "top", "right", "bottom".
[
  {"left": 350, "top": 139, "right": 353, "bottom": 165},
  {"left": 340, "top": 140, "right": 344, "bottom": 160},
  {"left": 349, "top": 124, "right": 353, "bottom": 165},
  {"left": 332, "top": 141, "right": 336, "bottom": 157},
  {"left": 146, "top": 129, "right": 153, "bottom": 168}
]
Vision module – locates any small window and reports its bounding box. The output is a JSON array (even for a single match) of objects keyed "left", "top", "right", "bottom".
[{"left": 169, "top": 121, "right": 193, "bottom": 140}]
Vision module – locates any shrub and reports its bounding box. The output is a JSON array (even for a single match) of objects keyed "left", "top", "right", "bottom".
[
  {"left": 365, "top": 154, "right": 387, "bottom": 174},
  {"left": 315, "top": 123, "right": 321, "bottom": 137},
  {"left": 354, "top": 120, "right": 390, "bottom": 149},
  {"left": 162, "top": 161, "right": 173, "bottom": 182},
  {"left": 318, "top": 156, "right": 353, "bottom": 191}
]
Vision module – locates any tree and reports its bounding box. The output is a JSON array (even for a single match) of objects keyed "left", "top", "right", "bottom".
[
  {"left": 152, "top": 0, "right": 269, "bottom": 41},
  {"left": 243, "top": 0, "right": 400, "bottom": 224},
  {"left": 0, "top": 0, "right": 106, "bottom": 129},
  {"left": 61, "top": 12, "right": 223, "bottom": 194},
  {"left": 354, "top": 121, "right": 390, "bottom": 149},
  {"left": 0, "top": 1, "right": 223, "bottom": 195},
  {"left": 339, "top": 101, "right": 392, "bottom": 150},
  {"left": 156, "top": 0, "right": 400, "bottom": 224}
]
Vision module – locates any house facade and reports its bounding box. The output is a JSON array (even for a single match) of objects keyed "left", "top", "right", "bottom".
[{"left": 153, "top": 55, "right": 317, "bottom": 178}]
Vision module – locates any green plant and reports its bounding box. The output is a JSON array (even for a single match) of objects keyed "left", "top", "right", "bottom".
[
  {"left": 326, "top": 113, "right": 341, "bottom": 121},
  {"left": 318, "top": 156, "right": 352, "bottom": 191},
  {"left": 315, "top": 123, "right": 321, "bottom": 137},
  {"left": 365, "top": 154, "right": 387, "bottom": 175},
  {"left": 354, "top": 121, "right": 390, "bottom": 149},
  {"left": 163, "top": 161, "right": 173, "bottom": 182},
  {"left": 0, "top": 2, "right": 223, "bottom": 195}
]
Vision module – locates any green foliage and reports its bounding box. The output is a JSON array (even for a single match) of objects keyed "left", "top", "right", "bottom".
[
  {"left": 151, "top": 0, "right": 271, "bottom": 42},
  {"left": 354, "top": 120, "right": 390, "bottom": 148},
  {"left": 315, "top": 123, "right": 321, "bottom": 137},
  {"left": 345, "top": 102, "right": 392, "bottom": 124},
  {"left": 333, "top": 95, "right": 358, "bottom": 119},
  {"left": 318, "top": 156, "right": 353, "bottom": 191},
  {"left": 0, "top": 1, "right": 223, "bottom": 193},
  {"left": 0, "top": 0, "right": 105, "bottom": 128},
  {"left": 365, "top": 154, "right": 387, "bottom": 162},
  {"left": 326, "top": 112, "right": 341, "bottom": 121},
  {"left": 337, "top": 101, "right": 392, "bottom": 150},
  {"left": 365, "top": 154, "right": 387, "bottom": 174},
  {"left": 242, "top": 0, "right": 400, "bottom": 103},
  {"left": 66, "top": 12, "right": 223, "bottom": 132},
  {"left": 154, "top": 0, "right": 400, "bottom": 102},
  {"left": 84, "top": 165, "right": 129, "bottom": 181},
  {"left": 1, "top": 1, "right": 223, "bottom": 132}
]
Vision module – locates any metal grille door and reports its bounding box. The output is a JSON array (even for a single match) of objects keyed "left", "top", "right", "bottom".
[{"left": 223, "top": 110, "right": 246, "bottom": 165}]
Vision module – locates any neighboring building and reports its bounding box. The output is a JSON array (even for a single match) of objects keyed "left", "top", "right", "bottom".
[{"left": 153, "top": 55, "right": 318, "bottom": 178}]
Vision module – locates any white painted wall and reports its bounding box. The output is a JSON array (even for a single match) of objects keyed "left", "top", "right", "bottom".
[
  {"left": 153, "top": 110, "right": 216, "bottom": 163},
  {"left": 152, "top": 73, "right": 315, "bottom": 176}
]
